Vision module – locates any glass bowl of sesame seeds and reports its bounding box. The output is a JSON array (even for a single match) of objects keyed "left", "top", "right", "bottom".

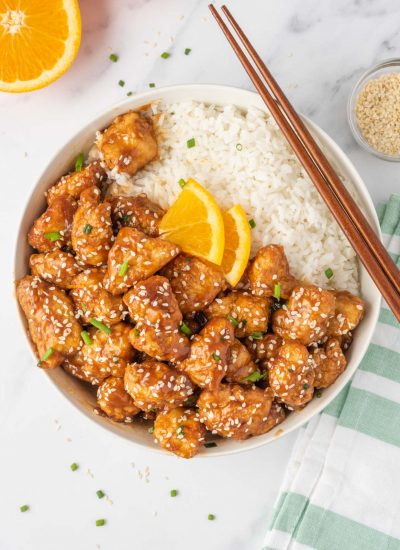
[{"left": 348, "top": 58, "right": 400, "bottom": 161}]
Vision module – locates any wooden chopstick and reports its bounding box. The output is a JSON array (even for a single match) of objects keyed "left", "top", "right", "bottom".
[{"left": 209, "top": 4, "right": 400, "bottom": 322}]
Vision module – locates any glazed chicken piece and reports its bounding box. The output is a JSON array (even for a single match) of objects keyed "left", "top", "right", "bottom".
[
  {"left": 247, "top": 244, "right": 298, "bottom": 299},
  {"left": 28, "top": 196, "right": 77, "bottom": 253},
  {"left": 205, "top": 290, "right": 270, "bottom": 338},
  {"left": 63, "top": 322, "right": 134, "bottom": 385},
  {"left": 96, "top": 376, "right": 140, "bottom": 422},
  {"left": 104, "top": 227, "right": 180, "bottom": 295},
  {"left": 272, "top": 285, "right": 336, "bottom": 346},
  {"left": 16, "top": 276, "right": 82, "bottom": 369},
  {"left": 225, "top": 339, "right": 259, "bottom": 384},
  {"left": 327, "top": 290, "right": 365, "bottom": 337},
  {"left": 154, "top": 407, "right": 206, "bottom": 459},
  {"left": 29, "top": 250, "right": 82, "bottom": 289},
  {"left": 97, "top": 111, "right": 158, "bottom": 175},
  {"left": 268, "top": 340, "right": 314, "bottom": 408},
  {"left": 124, "top": 275, "right": 190, "bottom": 362},
  {"left": 313, "top": 338, "right": 347, "bottom": 389},
  {"left": 124, "top": 360, "right": 195, "bottom": 412},
  {"left": 160, "top": 253, "right": 227, "bottom": 315},
  {"left": 177, "top": 317, "right": 234, "bottom": 391},
  {"left": 69, "top": 267, "right": 126, "bottom": 326},
  {"left": 245, "top": 333, "right": 283, "bottom": 365},
  {"left": 106, "top": 193, "right": 164, "bottom": 237},
  {"left": 197, "top": 384, "right": 274, "bottom": 439},
  {"left": 71, "top": 186, "right": 113, "bottom": 267},
  {"left": 46, "top": 161, "right": 106, "bottom": 205}
]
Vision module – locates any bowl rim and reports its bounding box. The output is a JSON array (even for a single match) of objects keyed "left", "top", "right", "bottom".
[
  {"left": 347, "top": 57, "right": 400, "bottom": 162},
  {"left": 13, "top": 83, "right": 381, "bottom": 458}
]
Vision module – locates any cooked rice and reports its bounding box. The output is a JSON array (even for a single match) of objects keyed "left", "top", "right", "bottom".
[{"left": 90, "top": 100, "right": 359, "bottom": 294}]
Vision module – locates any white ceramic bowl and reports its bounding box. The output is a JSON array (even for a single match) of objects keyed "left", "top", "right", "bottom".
[{"left": 14, "top": 84, "right": 381, "bottom": 457}]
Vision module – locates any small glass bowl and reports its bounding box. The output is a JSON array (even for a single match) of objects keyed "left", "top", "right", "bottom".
[{"left": 347, "top": 58, "right": 400, "bottom": 162}]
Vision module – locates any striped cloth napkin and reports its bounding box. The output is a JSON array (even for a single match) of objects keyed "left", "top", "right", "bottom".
[{"left": 263, "top": 194, "right": 400, "bottom": 550}]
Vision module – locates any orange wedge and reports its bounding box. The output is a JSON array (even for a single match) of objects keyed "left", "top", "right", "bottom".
[
  {"left": 0, "top": 0, "right": 81, "bottom": 93},
  {"left": 159, "top": 178, "right": 225, "bottom": 265},
  {"left": 221, "top": 205, "right": 251, "bottom": 287}
]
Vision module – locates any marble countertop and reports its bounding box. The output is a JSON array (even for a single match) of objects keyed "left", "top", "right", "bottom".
[{"left": 1, "top": 1, "right": 399, "bottom": 549}]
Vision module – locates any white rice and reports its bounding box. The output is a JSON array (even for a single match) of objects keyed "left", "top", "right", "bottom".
[{"left": 90, "top": 100, "right": 359, "bottom": 294}]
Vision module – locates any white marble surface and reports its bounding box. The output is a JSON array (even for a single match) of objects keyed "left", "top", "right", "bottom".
[{"left": 1, "top": 1, "right": 399, "bottom": 549}]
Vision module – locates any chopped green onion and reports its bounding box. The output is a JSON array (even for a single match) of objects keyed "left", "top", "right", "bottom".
[
  {"left": 325, "top": 267, "right": 334, "bottom": 279},
  {"left": 243, "top": 370, "right": 265, "bottom": 383},
  {"left": 118, "top": 79, "right": 125, "bottom": 87},
  {"left": 96, "top": 519, "right": 106, "bottom": 527},
  {"left": 37, "top": 347, "right": 54, "bottom": 367},
  {"left": 226, "top": 315, "right": 239, "bottom": 328},
  {"left": 204, "top": 442, "right": 217, "bottom": 448},
  {"left": 20, "top": 504, "right": 29, "bottom": 512},
  {"left": 251, "top": 332, "right": 264, "bottom": 340},
  {"left": 236, "top": 143, "right": 243, "bottom": 151},
  {"left": 212, "top": 352, "right": 221, "bottom": 361},
  {"left": 44, "top": 231, "right": 61, "bottom": 242},
  {"left": 121, "top": 214, "right": 130, "bottom": 223},
  {"left": 149, "top": 82, "right": 155, "bottom": 88},
  {"left": 178, "top": 178, "right": 187, "bottom": 188},
  {"left": 148, "top": 426, "right": 154, "bottom": 434},
  {"left": 75, "top": 152, "right": 84, "bottom": 172},
  {"left": 179, "top": 322, "right": 192, "bottom": 337},
  {"left": 90, "top": 318, "right": 111, "bottom": 334},
  {"left": 184, "top": 48, "right": 191, "bottom": 55},
  {"left": 133, "top": 328, "right": 140, "bottom": 337},
  {"left": 161, "top": 52, "right": 171, "bottom": 59},
  {"left": 249, "top": 218, "right": 256, "bottom": 229},
  {"left": 109, "top": 53, "right": 118, "bottom": 62},
  {"left": 127, "top": 91, "right": 133, "bottom": 96},
  {"left": 83, "top": 224, "right": 92, "bottom": 234},
  {"left": 70, "top": 462, "right": 79, "bottom": 471},
  {"left": 303, "top": 383, "right": 309, "bottom": 390},
  {"left": 81, "top": 331, "right": 93, "bottom": 346},
  {"left": 186, "top": 137, "right": 196, "bottom": 148},
  {"left": 170, "top": 489, "right": 178, "bottom": 497},
  {"left": 274, "top": 283, "right": 281, "bottom": 301},
  {"left": 185, "top": 256, "right": 191, "bottom": 263},
  {"left": 119, "top": 261, "right": 129, "bottom": 277},
  {"left": 208, "top": 514, "right": 216, "bottom": 521},
  {"left": 316, "top": 390, "right": 322, "bottom": 398},
  {"left": 176, "top": 426, "right": 184, "bottom": 436},
  {"left": 96, "top": 490, "right": 105, "bottom": 499}
]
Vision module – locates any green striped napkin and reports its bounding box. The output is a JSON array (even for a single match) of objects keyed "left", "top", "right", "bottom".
[{"left": 263, "top": 194, "right": 400, "bottom": 550}]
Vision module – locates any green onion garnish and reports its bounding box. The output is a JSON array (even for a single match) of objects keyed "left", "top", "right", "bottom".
[
  {"left": 316, "top": 390, "right": 322, "bottom": 398},
  {"left": 243, "top": 370, "right": 265, "bottom": 383},
  {"left": 109, "top": 53, "right": 118, "bottom": 62},
  {"left": 75, "top": 152, "right": 84, "bottom": 172},
  {"left": 176, "top": 426, "right": 184, "bottom": 436},
  {"left": 83, "top": 224, "right": 92, "bottom": 234},
  {"left": 90, "top": 318, "right": 111, "bottom": 334},
  {"left": 274, "top": 283, "right": 281, "bottom": 301},
  {"left": 81, "top": 331, "right": 93, "bottom": 346},
  {"left": 236, "top": 143, "right": 243, "bottom": 151},
  {"left": 179, "top": 322, "right": 192, "bottom": 337},
  {"left": 208, "top": 514, "right": 216, "bottom": 521},
  {"left": 251, "top": 332, "right": 263, "bottom": 340},
  {"left": 178, "top": 178, "right": 187, "bottom": 188},
  {"left": 226, "top": 315, "right": 238, "bottom": 327},
  {"left": 149, "top": 82, "right": 155, "bottom": 88},
  {"left": 20, "top": 504, "right": 29, "bottom": 512},
  {"left": 161, "top": 52, "right": 170, "bottom": 59},
  {"left": 44, "top": 231, "right": 61, "bottom": 242},
  {"left": 303, "top": 383, "right": 309, "bottom": 390},
  {"left": 184, "top": 48, "right": 191, "bottom": 55},
  {"left": 148, "top": 426, "right": 154, "bottom": 434},
  {"left": 96, "top": 490, "right": 105, "bottom": 499},
  {"left": 212, "top": 352, "right": 221, "bottom": 361},
  {"left": 121, "top": 214, "right": 130, "bottom": 224},
  {"left": 204, "top": 442, "right": 217, "bottom": 448},
  {"left": 96, "top": 519, "right": 106, "bottom": 527},
  {"left": 325, "top": 267, "right": 334, "bottom": 279},
  {"left": 133, "top": 328, "right": 140, "bottom": 337},
  {"left": 127, "top": 91, "right": 133, "bottom": 96},
  {"left": 170, "top": 489, "right": 178, "bottom": 497},
  {"left": 37, "top": 347, "right": 54, "bottom": 367},
  {"left": 249, "top": 218, "right": 256, "bottom": 229},
  {"left": 119, "top": 261, "right": 129, "bottom": 277},
  {"left": 118, "top": 79, "right": 125, "bottom": 87},
  {"left": 186, "top": 137, "right": 196, "bottom": 148},
  {"left": 70, "top": 462, "right": 79, "bottom": 471}
]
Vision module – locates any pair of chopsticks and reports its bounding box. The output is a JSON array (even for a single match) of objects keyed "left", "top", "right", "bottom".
[{"left": 209, "top": 4, "right": 400, "bottom": 322}]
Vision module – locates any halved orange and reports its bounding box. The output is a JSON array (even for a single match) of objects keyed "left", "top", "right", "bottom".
[
  {"left": 221, "top": 205, "right": 251, "bottom": 286},
  {"left": 159, "top": 178, "right": 225, "bottom": 265},
  {"left": 0, "top": 0, "right": 81, "bottom": 93}
]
